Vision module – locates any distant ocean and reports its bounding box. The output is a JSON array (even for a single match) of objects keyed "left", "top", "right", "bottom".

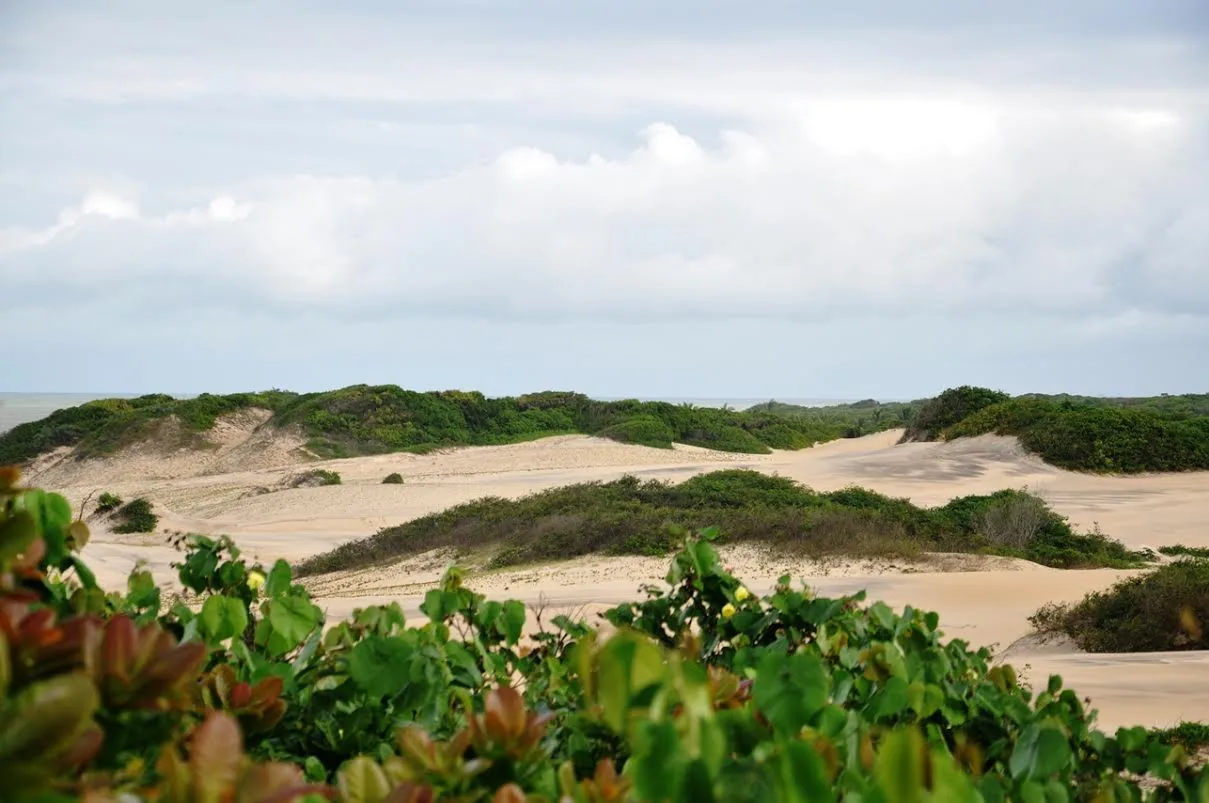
[{"left": 0, "top": 393, "right": 864, "bottom": 434}]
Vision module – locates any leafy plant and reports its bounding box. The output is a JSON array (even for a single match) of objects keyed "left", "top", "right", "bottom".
[
  {"left": 382, "top": 473, "right": 404, "bottom": 485},
  {"left": 96, "top": 491, "right": 123, "bottom": 514}
]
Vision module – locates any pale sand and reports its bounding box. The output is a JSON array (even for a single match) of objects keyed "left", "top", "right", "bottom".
[{"left": 26, "top": 420, "right": 1209, "bottom": 731}]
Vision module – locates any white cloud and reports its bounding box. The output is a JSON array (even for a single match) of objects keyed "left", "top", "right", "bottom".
[{"left": 2, "top": 96, "right": 1203, "bottom": 323}]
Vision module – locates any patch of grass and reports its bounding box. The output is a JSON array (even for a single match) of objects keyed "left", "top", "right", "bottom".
[
  {"left": 1029, "top": 559, "right": 1209, "bottom": 652},
  {"left": 112, "top": 498, "right": 158, "bottom": 534},
  {"left": 750, "top": 398, "right": 921, "bottom": 439},
  {"left": 382, "top": 472, "right": 404, "bottom": 484},
  {"left": 294, "top": 469, "right": 1147, "bottom": 577}
]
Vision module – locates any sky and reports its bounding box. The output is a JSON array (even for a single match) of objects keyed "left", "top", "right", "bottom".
[{"left": 1, "top": 1, "right": 1207, "bottom": 399}]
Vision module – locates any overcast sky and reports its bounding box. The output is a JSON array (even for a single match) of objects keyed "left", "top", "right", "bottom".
[{"left": 2, "top": 1, "right": 1207, "bottom": 399}]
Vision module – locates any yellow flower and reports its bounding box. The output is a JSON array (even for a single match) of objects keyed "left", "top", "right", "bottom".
[
  {"left": 247, "top": 570, "right": 266, "bottom": 591},
  {"left": 735, "top": 586, "right": 751, "bottom": 602},
  {"left": 721, "top": 603, "right": 736, "bottom": 619}
]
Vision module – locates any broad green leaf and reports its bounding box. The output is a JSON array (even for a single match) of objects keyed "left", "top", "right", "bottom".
[
  {"left": 336, "top": 756, "right": 392, "bottom": 803},
  {"left": 1010, "top": 724, "right": 1072, "bottom": 781},
  {"left": 874, "top": 728, "right": 925, "bottom": 803},
  {"left": 502, "top": 599, "right": 526, "bottom": 644},
  {"left": 266, "top": 594, "right": 323, "bottom": 652},
  {"left": 199, "top": 595, "right": 249, "bottom": 643},
  {"left": 348, "top": 635, "right": 414, "bottom": 697},
  {"left": 0, "top": 511, "right": 36, "bottom": 563},
  {"left": 776, "top": 738, "right": 831, "bottom": 803},
  {"left": 266, "top": 559, "right": 293, "bottom": 597},
  {"left": 752, "top": 651, "right": 829, "bottom": 735}
]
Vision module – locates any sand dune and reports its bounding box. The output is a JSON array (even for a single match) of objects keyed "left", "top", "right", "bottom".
[{"left": 28, "top": 425, "right": 1209, "bottom": 731}]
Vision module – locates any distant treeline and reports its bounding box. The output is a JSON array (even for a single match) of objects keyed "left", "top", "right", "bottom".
[
  {"left": 903, "top": 386, "right": 1209, "bottom": 473},
  {"left": 0, "top": 386, "right": 866, "bottom": 464}
]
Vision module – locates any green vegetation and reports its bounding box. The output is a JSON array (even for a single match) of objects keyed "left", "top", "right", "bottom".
[
  {"left": 752, "top": 397, "right": 922, "bottom": 438},
  {"left": 382, "top": 472, "right": 405, "bottom": 484},
  {"left": 95, "top": 491, "right": 122, "bottom": 514},
  {"left": 0, "top": 385, "right": 864, "bottom": 464},
  {"left": 901, "top": 385, "right": 1011, "bottom": 442},
  {"left": 595, "top": 414, "right": 675, "bottom": 448},
  {"left": 295, "top": 469, "right": 1146, "bottom": 576},
  {"left": 1159, "top": 545, "right": 1209, "bottom": 559},
  {"left": 290, "top": 468, "right": 342, "bottom": 487},
  {"left": 888, "top": 386, "right": 1209, "bottom": 473},
  {"left": 111, "top": 497, "right": 158, "bottom": 534},
  {"left": 946, "top": 396, "right": 1209, "bottom": 472},
  {"left": 5, "top": 472, "right": 1208, "bottom": 801},
  {"left": 1152, "top": 722, "right": 1209, "bottom": 753},
  {"left": 1029, "top": 559, "right": 1209, "bottom": 652}
]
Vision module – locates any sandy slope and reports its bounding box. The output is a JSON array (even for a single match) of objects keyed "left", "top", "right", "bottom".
[{"left": 27, "top": 422, "right": 1209, "bottom": 731}]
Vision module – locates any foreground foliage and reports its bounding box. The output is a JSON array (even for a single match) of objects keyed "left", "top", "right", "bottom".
[
  {"left": 1030, "top": 559, "right": 1209, "bottom": 652},
  {"left": 2, "top": 468, "right": 1203, "bottom": 801},
  {"left": 295, "top": 469, "right": 1147, "bottom": 576}
]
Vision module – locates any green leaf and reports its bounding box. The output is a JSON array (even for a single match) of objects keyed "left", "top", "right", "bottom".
[
  {"left": 502, "top": 599, "right": 526, "bottom": 644},
  {"left": 336, "top": 756, "right": 392, "bottom": 803},
  {"left": 776, "top": 738, "right": 831, "bottom": 802},
  {"left": 348, "top": 635, "right": 414, "bottom": 697},
  {"left": 752, "top": 651, "right": 829, "bottom": 735},
  {"left": 872, "top": 676, "right": 910, "bottom": 719},
  {"left": 1010, "top": 724, "right": 1072, "bottom": 781},
  {"left": 875, "top": 728, "right": 925, "bottom": 803},
  {"left": 266, "top": 594, "right": 323, "bottom": 652},
  {"left": 0, "top": 512, "right": 37, "bottom": 564},
  {"left": 199, "top": 595, "right": 249, "bottom": 643},
  {"left": 595, "top": 632, "right": 666, "bottom": 733},
  {"left": 266, "top": 559, "right": 293, "bottom": 597}
]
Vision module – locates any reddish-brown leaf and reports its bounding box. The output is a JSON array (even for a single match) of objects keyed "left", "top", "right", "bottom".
[{"left": 189, "top": 712, "right": 244, "bottom": 803}]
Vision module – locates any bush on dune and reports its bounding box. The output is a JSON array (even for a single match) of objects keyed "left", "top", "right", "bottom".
[
  {"left": 900, "top": 385, "right": 1010, "bottom": 442},
  {"left": 294, "top": 469, "right": 1147, "bottom": 576},
  {"left": 1030, "top": 559, "right": 1209, "bottom": 653},
  {"left": 945, "top": 398, "right": 1209, "bottom": 473},
  {"left": 595, "top": 415, "right": 675, "bottom": 448}
]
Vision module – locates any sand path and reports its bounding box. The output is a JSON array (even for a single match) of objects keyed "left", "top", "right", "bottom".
[{"left": 30, "top": 428, "right": 1209, "bottom": 731}]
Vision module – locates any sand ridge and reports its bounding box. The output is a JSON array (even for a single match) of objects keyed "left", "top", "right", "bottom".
[{"left": 29, "top": 423, "right": 1209, "bottom": 731}]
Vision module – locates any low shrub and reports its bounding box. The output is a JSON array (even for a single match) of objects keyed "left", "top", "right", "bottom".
[
  {"left": 112, "top": 497, "right": 158, "bottom": 534},
  {"left": 1160, "top": 544, "right": 1209, "bottom": 559},
  {"left": 294, "top": 470, "right": 1147, "bottom": 576},
  {"left": 96, "top": 490, "right": 123, "bottom": 514},
  {"left": 290, "top": 468, "right": 342, "bottom": 488},
  {"left": 1030, "top": 559, "right": 1209, "bottom": 652},
  {"left": 382, "top": 472, "right": 404, "bottom": 484}
]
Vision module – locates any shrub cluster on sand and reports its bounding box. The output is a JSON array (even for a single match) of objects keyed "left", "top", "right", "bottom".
[
  {"left": 110, "top": 497, "right": 158, "bottom": 534},
  {"left": 382, "top": 472, "right": 404, "bottom": 484},
  {"left": 1030, "top": 559, "right": 1209, "bottom": 653},
  {"left": 289, "top": 468, "right": 342, "bottom": 488},
  {"left": 898, "top": 386, "right": 1209, "bottom": 473},
  {"left": 294, "top": 469, "right": 1146, "bottom": 576}
]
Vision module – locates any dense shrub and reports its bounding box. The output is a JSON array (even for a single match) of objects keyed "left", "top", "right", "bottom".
[
  {"left": 901, "top": 385, "right": 1010, "bottom": 442},
  {"left": 595, "top": 415, "right": 675, "bottom": 448},
  {"left": 946, "top": 398, "right": 1209, "bottom": 473},
  {"left": 112, "top": 497, "right": 158, "bottom": 533},
  {"left": 294, "top": 470, "right": 1147, "bottom": 576},
  {"left": 3, "top": 476, "right": 1205, "bottom": 802},
  {"left": 1030, "top": 559, "right": 1209, "bottom": 652},
  {"left": 382, "top": 472, "right": 404, "bottom": 484}
]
